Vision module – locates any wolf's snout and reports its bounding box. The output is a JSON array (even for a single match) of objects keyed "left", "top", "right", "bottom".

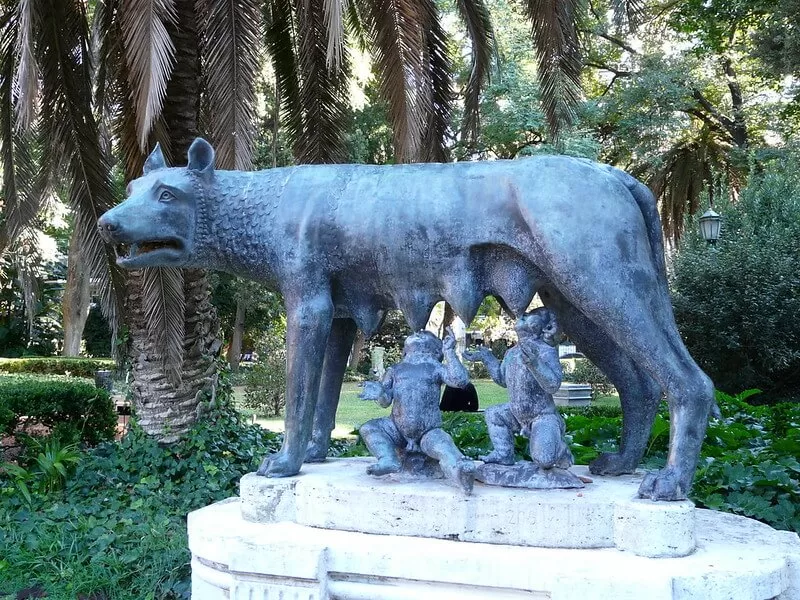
[{"left": 97, "top": 214, "right": 119, "bottom": 242}]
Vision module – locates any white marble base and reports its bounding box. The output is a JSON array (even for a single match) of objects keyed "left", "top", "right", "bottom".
[
  {"left": 239, "top": 459, "right": 694, "bottom": 557},
  {"left": 189, "top": 497, "right": 800, "bottom": 600}
]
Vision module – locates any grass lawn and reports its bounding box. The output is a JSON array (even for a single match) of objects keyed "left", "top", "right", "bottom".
[{"left": 239, "top": 380, "right": 620, "bottom": 437}]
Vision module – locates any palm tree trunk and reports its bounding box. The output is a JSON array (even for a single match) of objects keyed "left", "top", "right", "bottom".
[
  {"left": 62, "top": 228, "right": 92, "bottom": 356},
  {"left": 126, "top": 0, "right": 221, "bottom": 441},
  {"left": 127, "top": 269, "right": 220, "bottom": 442}
]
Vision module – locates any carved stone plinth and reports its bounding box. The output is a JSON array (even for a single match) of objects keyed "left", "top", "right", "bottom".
[{"left": 190, "top": 458, "right": 800, "bottom": 600}]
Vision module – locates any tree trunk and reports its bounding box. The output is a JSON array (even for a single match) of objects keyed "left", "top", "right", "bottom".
[
  {"left": 125, "top": 0, "right": 222, "bottom": 441},
  {"left": 348, "top": 330, "right": 367, "bottom": 370},
  {"left": 128, "top": 269, "right": 220, "bottom": 442},
  {"left": 226, "top": 297, "right": 246, "bottom": 372},
  {"left": 62, "top": 226, "right": 92, "bottom": 356}
]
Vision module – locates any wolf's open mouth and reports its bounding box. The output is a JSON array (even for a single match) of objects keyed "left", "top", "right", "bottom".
[{"left": 115, "top": 239, "right": 183, "bottom": 260}]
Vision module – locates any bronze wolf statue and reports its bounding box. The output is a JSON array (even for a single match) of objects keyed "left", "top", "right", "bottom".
[{"left": 98, "top": 138, "right": 714, "bottom": 500}]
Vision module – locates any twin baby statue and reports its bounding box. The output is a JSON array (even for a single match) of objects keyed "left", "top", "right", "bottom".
[{"left": 358, "top": 307, "right": 580, "bottom": 495}]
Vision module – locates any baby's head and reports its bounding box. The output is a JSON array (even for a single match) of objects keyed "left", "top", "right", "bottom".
[
  {"left": 403, "top": 330, "right": 444, "bottom": 361},
  {"left": 516, "top": 308, "right": 560, "bottom": 345}
]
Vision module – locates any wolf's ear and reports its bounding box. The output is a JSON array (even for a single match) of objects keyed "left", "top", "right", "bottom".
[
  {"left": 187, "top": 138, "right": 215, "bottom": 177},
  {"left": 143, "top": 143, "right": 167, "bottom": 174}
]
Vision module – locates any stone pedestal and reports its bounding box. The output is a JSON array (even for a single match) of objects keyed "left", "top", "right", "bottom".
[
  {"left": 189, "top": 459, "right": 800, "bottom": 600},
  {"left": 554, "top": 382, "right": 592, "bottom": 407}
]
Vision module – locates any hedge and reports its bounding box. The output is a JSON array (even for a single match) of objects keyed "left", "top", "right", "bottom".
[
  {"left": 0, "top": 357, "right": 115, "bottom": 378},
  {"left": 0, "top": 375, "right": 117, "bottom": 446}
]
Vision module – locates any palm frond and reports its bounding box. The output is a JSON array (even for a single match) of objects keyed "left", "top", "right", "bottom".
[
  {"left": 0, "top": 8, "right": 37, "bottom": 251},
  {"left": 645, "top": 134, "right": 741, "bottom": 243},
  {"left": 346, "top": 0, "right": 368, "bottom": 54},
  {"left": 291, "top": 0, "right": 350, "bottom": 163},
  {"left": 523, "top": 0, "right": 582, "bottom": 142},
  {"left": 454, "top": 0, "right": 494, "bottom": 143},
  {"left": 120, "top": 0, "right": 176, "bottom": 150},
  {"left": 610, "top": 0, "right": 645, "bottom": 31},
  {"left": 199, "top": 0, "right": 261, "bottom": 170},
  {"left": 361, "top": 0, "right": 428, "bottom": 161},
  {"left": 264, "top": 0, "right": 304, "bottom": 159},
  {"left": 323, "top": 0, "right": 347, "bottom": 68},
  {"left": 13, "top": 0, "right": 39, "bottom": 130},
  {"left": 142, "top": 266, "right": 185, "bottom": 384},
  {"left": 419, "top": 0, "right": 453, "bottom": 162},
  {"left": 36, "top": 0, "right": 125, "bottom": 341}
]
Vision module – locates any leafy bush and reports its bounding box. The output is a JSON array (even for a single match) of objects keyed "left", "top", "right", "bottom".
[
  {"left": 243, "top": 337, "right": 287, "bottom": 417},
  {"left": 0, "top": 357, "right": 116, "bottom": 378},
  {"left": 691, "top": 390, "right": 800, "bottom": 532},
  {"left": 0, "top": 393, "right": 282, "bottom": 599},
  {"left": 671, "top": 158, "right": 800, "bottom": 400},
  {"left": 0, "top": 376, "right": 117, "bottom": 446},
  {"left": 563, "top": 358, "right": 616, "bottom": 398}
]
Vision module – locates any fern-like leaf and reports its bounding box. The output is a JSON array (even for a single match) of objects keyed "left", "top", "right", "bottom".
[
  {"left": 524, "top": 0, "right": 583, "bottom": 142},
  {"left": 142, "top": 266, "right": 185, "bottom": 384},
  {"left": 120, "top": 0, "right": 176, "bottom": 150},
  {"left": 199, "top": 0, "right": 261, "bottom": 170},
  {"left": 454, "top": 0, "right": 494, "bottom": 144}
]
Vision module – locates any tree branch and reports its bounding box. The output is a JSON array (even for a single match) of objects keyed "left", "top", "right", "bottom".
[{"left": 581, "top": 29, "right": 639, "bottom": 55}]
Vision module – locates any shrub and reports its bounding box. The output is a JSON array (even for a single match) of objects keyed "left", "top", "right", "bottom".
[
  {"left": 0, "top": 357, "right": 116, "bottom": 378},
  {"left": 0, "top": 393, "right": 282, "bottom": 599},
  {"left": 563, "top": 358, "right": 616, "bottom": 398},
  {"left": 243, "top": 337, "right": 287, "bottom": 417},
  {"left": 671, "top": 158, "right": 800, "bottom": 400},
  {"left": 0, "top": 375, "right": 117, "bottom": 446}
]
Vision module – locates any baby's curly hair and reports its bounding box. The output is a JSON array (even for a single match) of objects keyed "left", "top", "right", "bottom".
[
  {"left": 516, "top": 307, "right": 558, "bottom": 339},
  {"left": 403, "top": 330, "right": 444, "bottom": 361}
]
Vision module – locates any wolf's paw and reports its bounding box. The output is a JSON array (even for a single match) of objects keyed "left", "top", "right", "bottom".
[
  {"left": 256, "top": 451, "right": 302, "bottom": 478},
  {"left": 305, "top": 439, "right": 329, "bottom": 463},
  {"left": 637, "top": 467, "right": 688, "bottom": 501},
  {"left": 588, "top": 452, "right": 638, "bottom": 476}
]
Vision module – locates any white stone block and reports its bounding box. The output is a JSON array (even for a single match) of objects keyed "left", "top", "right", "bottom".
[{"left": 238, "top": 459, "right": 695, "bottom": 555}]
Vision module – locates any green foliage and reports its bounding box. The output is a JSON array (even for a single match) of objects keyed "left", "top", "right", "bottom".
[
  {"left": 0, "top": 375, "right": 117, "bottom": 446},
  {"left": 0, "top": 396, "right": 282, "bottom": 599},
  {"left": 563, "top": 358, "right": 616, "bottom": 399},
  {"left": 82, "top": 303, "right": 113, "bottom": 357},
  {"left": 3, "top": 438, "right": 82, "bottom": 502},
  {"left": 0, "top": 356, "right": 116, "bottom": 378},
  {"left": 671, "top": 159, "right": 800, "bottom": 399},
  {"left": 692, "top": 390, "right": 800, "bottom": 533},
  {"left": 243, "top": 336, "right": 287, "bottom": 417}
]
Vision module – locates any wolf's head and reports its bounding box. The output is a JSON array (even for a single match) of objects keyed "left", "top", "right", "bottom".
[{"left": 97, "top": 138, "right": 215, "bottom": 268}]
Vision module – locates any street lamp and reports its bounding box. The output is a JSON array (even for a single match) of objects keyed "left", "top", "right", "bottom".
[{"left": 699, "top": 208, "right": 722, "bottom": 245}]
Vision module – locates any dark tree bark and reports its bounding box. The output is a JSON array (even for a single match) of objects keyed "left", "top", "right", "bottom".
[{"left": 226, "top": 297, "right": 246, "bottom": 372}]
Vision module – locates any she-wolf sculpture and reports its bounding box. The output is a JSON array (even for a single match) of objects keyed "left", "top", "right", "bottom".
[{"left": 97, "top": 137, "right": 714, "bottom": 501}]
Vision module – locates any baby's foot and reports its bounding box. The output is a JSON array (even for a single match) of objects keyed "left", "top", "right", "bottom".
[
  {"left": 367, "top": 458, "right": 402, "bottom": 476},
  {"left": 479, "top": 450, "right": 515, "bottom": 466}
]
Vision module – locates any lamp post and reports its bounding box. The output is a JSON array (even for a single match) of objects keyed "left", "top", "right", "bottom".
[{"left": 699, "top": 208, "right": 722, "bottom": 245}]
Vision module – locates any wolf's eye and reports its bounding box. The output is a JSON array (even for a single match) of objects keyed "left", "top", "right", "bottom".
[{"left": 159, "top": 189, "right": 176, "bottom": 203}]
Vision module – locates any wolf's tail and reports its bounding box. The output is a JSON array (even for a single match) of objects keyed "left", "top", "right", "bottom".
[{"left": 606, "top": 166, "right": 667, "bottom": 283}]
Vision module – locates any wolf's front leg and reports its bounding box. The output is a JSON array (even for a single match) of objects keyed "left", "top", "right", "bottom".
[{"left": 258, "top": 292, "right": 334, "bottom": 477}]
